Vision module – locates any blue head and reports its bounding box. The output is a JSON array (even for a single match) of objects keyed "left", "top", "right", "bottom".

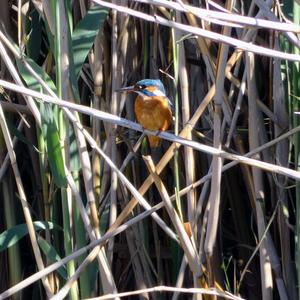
[
  {"left": 116, "top": 79, "right": 173, "bottom": 107},
  {"left": 134, "top": 79, "right": 166, "bottom": 97}
]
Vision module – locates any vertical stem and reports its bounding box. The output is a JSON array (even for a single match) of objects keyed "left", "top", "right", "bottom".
[
  {"left": 170, "top": 10, "right": 184, "bottom": 281},
  {"left": 171, "top": 11, "right": 182, "bottom": 220},
  {"left": 176, "top": 13, "right": 196, "bottom": 227},
  {"left": 204, "top": 11, "right": 231, "bottom": 258},
  {"left": 246, "top": 52, "right": 273, "bottom": 300},
  {"left": 290, "top": 3, "right": 300, "bottom": 296},
  {"left": 108, "top": 4, "right": 118, "bottom": 263},
  {"left": 54, "top": 1, "right": 78, "bottom": 298}
]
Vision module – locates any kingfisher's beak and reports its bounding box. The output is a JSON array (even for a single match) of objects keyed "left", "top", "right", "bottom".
[{"left": 115, "top": 85, "right": 135, "bottom": 93}]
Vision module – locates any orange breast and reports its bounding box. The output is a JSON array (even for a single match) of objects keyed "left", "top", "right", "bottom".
[{"left": 134, "top": 96, "right": 172, "bottom": 132}]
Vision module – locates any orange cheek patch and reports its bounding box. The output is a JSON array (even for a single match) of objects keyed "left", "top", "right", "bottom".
[{"left": 146, "top": 86, "right": 156, "bottom": 93}]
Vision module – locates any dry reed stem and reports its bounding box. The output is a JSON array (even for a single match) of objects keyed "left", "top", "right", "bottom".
[
  {"left": 0, "top": 101, "right": 31, "bottom": 114},
  {"left": 246, "top": 52, "right": 273, "bottom": 300},
  {"left": 83, "top": 285, "right": 244, "bottom": 300},
  {"left": 225, "top": 70, "right": 246, "bottom": 147},
  {"left": 108, "top": 3, "right": 118, "bottom": 264},
  {"left": 176, "top": 13, "right": 197, "bottom": 228},
  {"left": 143, "top": 155, "right": 201, "bottom": 277},
  {"left": 135, "top": 0, "right": 300, "bottom": 33},
  {"left": 93, "top": 0, "right": 300, "bottom": 62},
  {"left": 90, "top": 32, "right": 103, "bottom": 200},
  {"left": 273, "top": 35, "right": 296, "bottom": 299},
  {"left": 204, "top": 3, "right": 231, "bottom": 257}
]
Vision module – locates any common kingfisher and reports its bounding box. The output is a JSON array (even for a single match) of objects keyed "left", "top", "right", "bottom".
[{"left": 117, "top": 79, "right": 173, "bottom": 148}]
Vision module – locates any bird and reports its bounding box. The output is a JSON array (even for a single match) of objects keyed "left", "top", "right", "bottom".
[{"left": 116, "top": 79, "right": 173, "bottom": 148}]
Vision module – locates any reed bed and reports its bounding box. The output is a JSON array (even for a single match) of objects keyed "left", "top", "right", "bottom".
[{"left": 0, "top": 0, "right": 299, "bottom": 299}]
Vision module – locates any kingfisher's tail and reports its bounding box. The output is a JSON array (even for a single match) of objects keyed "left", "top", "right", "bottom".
[{"left": 148, "top": 135, "right": 161, "bottom": 148}]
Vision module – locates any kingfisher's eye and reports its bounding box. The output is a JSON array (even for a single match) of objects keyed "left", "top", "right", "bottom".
[{"left": 136, "top": 84, "right": 146, "bottom": 90}]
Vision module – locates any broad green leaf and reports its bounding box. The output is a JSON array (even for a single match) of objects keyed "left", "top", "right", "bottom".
[
  {"left": 45, "top": 124, "right": 67, "bottom": 187},
  {"left": 0, "top": 221, "right": 60, "bottom": 252},
  {"left": 38, "top": 237, "right": 67, "bottom": 279},
  {"left": 16, "top": 57, "right": 67, "bottom": 187},
  {"left": 16, "top": 57, "right": 57, "bottom": 93},
  {"left": 72, "top": 7, "right": 108, "bottom": 78},
  {"left": 41, "top": 103, "right": 67, "bottom": 188}
]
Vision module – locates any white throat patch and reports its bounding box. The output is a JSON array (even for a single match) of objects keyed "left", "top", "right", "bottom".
[
  {"left": 136, "top": 89, "right": 166, "bottom": 99},
  {"left": 151, "top": 89, "right": 165, "bottom": 97}
]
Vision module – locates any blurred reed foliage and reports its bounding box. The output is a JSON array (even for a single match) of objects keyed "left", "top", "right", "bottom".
[{"left": 0, "top": 0, "right": 300, "bottom": 299}]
